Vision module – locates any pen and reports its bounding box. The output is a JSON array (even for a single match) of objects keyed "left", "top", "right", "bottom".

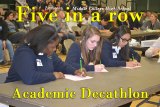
[
  {"left": 80, "top": 58, "right": 83, "bottom": 72},
  {"left": 132, "top": 54, "right": 135, "bottom": 61}
]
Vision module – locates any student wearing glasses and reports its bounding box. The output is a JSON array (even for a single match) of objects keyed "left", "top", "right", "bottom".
[
  {"left": 5, "top": 24, "right": 86, "bottom": 85},
  {"left": 101, "top": 25, "right": 141, "bottom": 67}
]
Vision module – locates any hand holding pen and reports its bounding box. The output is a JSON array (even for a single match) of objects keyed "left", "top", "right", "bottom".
[
  {"left": 74, "top": 68, "right": 87, "bottom": 77},
  {"left": 74, "top": 58, "right": 87, "bottom": 77}
]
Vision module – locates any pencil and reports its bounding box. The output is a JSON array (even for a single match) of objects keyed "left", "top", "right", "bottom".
[
  {"left": 80, "top": 58, "right": 83, "bottom": 72},
  {"left": 132, "top": 54, "right": 135, "bottom": 61}
]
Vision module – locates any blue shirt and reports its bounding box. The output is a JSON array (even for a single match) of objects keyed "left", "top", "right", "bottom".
[
  {"left": 65, "top": 42, "right": 94, "bottom": 71},
  {"left": 5, "top": 44, "right": 76, "bottom": 85},
  {"left": 101, "top": 40, "right": 141, "bottom": 67},
  {"left": 91, "top": 22, "right": 104, "bottom": 30}
]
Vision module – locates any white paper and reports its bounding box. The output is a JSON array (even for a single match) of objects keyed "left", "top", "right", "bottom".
[
  {"left": 122, "top": 66, "right": 141, "bottom": 69},
  {"left": 100, "top": 69, "right": 109, "bottom": 72},
  {"left": 158, "top": 58, "right": 160, "bottom": 63},
  {"left": 64, "top": 74, "right": 93, "bottom": 81},
  {"left": 141, "top": 40, "right": 157, "bottom": 47}
]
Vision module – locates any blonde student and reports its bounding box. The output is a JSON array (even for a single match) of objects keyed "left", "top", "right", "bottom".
[{"left": 65, "top": 26, "right": 105, "bottom": 72}]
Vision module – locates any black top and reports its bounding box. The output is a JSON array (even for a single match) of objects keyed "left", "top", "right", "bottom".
[{"left": 0, "top": 17, "right": 9, "bottom": 41}]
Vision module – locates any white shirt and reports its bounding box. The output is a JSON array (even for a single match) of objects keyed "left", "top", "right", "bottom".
[{"left": 145, "top": 37, "right": 160, "bottom": 57}]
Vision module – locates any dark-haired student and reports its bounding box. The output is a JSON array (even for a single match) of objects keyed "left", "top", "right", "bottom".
[
  {"left": 4, "top": 10, "right": 26, "bottom": 44},
  {"left": 0, "top": 9, "right": 14, "bottom": 65},
  {"left": 5, "top": 24, "right": 86, "bottom": 85},
  {"left": 65, "top": 26, "right": 105, "bottom": 72},
  {"left": 91, "top": 14, "right": 116, "bottom": 34},
  {"left": 91, "top": 14, "right": 109, "bottom": 32},
  {"left": 116, "top": 11, "right": 129, "bottom": 27},
  {"left": 128, "top": 12, "right": 141, "bottom": 30},
  {"left": 101, "top": 25, "right": 141, "bottom": 67}
]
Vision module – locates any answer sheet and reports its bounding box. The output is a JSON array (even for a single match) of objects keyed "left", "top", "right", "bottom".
[
  {"left": 64, "top": 74, "right": 93, "bottom": 81},
  {"left": 122, "top": 66, "right": 141, "bottom": 69}
]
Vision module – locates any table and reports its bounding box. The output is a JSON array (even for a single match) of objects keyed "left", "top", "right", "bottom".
[
  {"left": 0, "top": 57, "right": 160, "bottom": 107},
  {"left": 101, "top": 30, "right": 160, "bottom": 38},
  {"left": 131, "top": 30, "right": 160, "bottom": 38}
]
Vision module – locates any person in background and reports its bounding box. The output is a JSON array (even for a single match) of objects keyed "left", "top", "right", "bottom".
[
  {"left": 91, "top": 14, "right": 111, "bottom": 33},
  {"left": 140, "top": 11, "right": 147, "bottom": 25},
  {"left": 65, "top": 0, "right": 74, "bottom": 7},
  {"left": 128, "top": 11, "right": 141, "bottom": 30},
  {"left": 4, "top": 10, "right": 26, "bottom": 44},
  {"left": 12, "top": 11, "right": 28, "bottom": 33},
  {"left": 141, "top": 12, "right": 160, "bottom": 40},
  {"left": 116, "top": 11, "right": 129, "bottom": 28},
  {"left": 30, "top": 13, "right": 42, "bottom": 30},
  {"left": 74, "top": 0, "right": 90, "bottom": 8},
  {"left": 55, "top": 10, "right": 76, "bottom": 55},
  {"left": 0, "top": 7, "right": 4, "bottom": 19},
  {"left": 65, "top": 26, "right": 105, "bottom": 72},
  {"left": 43, "top": 12, "right": 56, "bottom": 27},
  {"left": 36, "top": 0, "right": 46, "bottom": 10},
  {"left": 46, "top": 2, "right": 54, "bottom": 11},
  {"left": 65, "top": 10, "right": 78, "bottom": 33},
  {"left": 0, "top": 8, "right": 14, "bottom": 65},
  {"left": 103, "top": 14, "right": 117, "bottom": 32},
  {"left": 101, "top": 25, "right": 141, "bottom": 67},
  {"left": 5, "top": 24, "right": 86, "bottom": 85},
  {"left": 141, "top": 12, "right": 160, "bottom": 30},
  {"left": 81, "top": 10, "right": 91, "bottom": 25},
  {"left": 26, "top": 0, "right": 37, "bottom": 8},
  {"left": 145, "top": 37, "right": 160, "bottom": 58},
  {"left": 145, "top": 11, "right": 152, "bottom": 22}
]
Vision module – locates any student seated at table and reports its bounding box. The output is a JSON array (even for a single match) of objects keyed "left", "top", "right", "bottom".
[
  {"left": 116, "top": 11, "right": 129, "bottom": 28},
  {"left": 91, "top": 14, "right": 110, "bottom": 33},
  {"left": 4, "top": 10, "right": 26, "bottom": 44},
  {"left": 145, "top": 37, "right": 160, "bottom": 58},
  {"left": 65, "top": 26, "right": 105, "bottom": 72},
  {"left": 128, "top": 11, "right": 141, "bottom": 30},
  {"left": 141, "top": 12, "right": 160, "bottom": 31},
  {"left": 5, "top": 24, "right": 86, "bottom": 85},
  {"left": 141, "top": 12, "right": 160, "bottom": 40},
  {"left": 101, "top": 25, "right": 141, "bottom": 67}
]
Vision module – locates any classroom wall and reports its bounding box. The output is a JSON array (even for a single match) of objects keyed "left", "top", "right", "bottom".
[
  {"left": 129, "top": 0, "right": 160, "bottom": 12},
  {"left": 100, "top": 0, "right": 131, "bottom": 8},
  {"left": 0, "top": 0, "right": 15, "bottom": 10}
]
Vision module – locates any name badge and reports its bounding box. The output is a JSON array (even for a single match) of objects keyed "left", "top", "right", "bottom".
[
  {"left": 36, "top": 59, "right": 43, "bottom": 66},
  {"left": 112, "top": 53, "right": 117, "bottom": 59},
  {"left": 88, "top": 62, "right": 94, "bottom": 65},
  {"left": 0, "top": 26, "right": 2, "bottom": 31}
]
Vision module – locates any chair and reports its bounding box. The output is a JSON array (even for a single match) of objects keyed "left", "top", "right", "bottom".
[
  {"left": 64, "top": 39, "right": 74, "bottom": 54},
  {"left": 71, "top": 26, "right": 81, "bottom": 33},
  {"left": 3, "top": 49, "right": 10, "bottom": 62},
  {"left": 81, "top": 25, "right": 88, "bottom": 33},
  {"left": 0, "top": 73, "right": 7, "bottom": 84},
  {"left": 71, "top": 26, "right": 82, "bottom": 37}
]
